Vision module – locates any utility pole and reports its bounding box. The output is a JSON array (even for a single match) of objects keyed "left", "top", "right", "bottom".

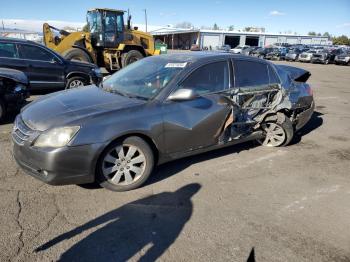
[
  {"left": 1, "top": 20, "right": 4, "bottom": 30},
  {"left": 143, "top": 9, "right": 148, "bottom": 32}
]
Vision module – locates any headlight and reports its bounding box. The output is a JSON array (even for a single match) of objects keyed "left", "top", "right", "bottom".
[
  {"left": 92, "top": 67, "right": 102, "bottom": 75},
  {"left": 34, "top": 126, "right": 80, "bottom": 148}
]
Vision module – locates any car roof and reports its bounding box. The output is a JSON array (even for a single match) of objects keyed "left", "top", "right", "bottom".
[
  {"left": 153, "top": 52, "right": 262, "bottom": 63},
  {"left": 0, "top": 37, "right": 38, "bottom": 45}
]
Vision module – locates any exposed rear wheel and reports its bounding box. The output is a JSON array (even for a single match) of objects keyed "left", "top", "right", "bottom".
[
  {"left": 97, "top": 136, "right": 154, "bottom": 192},
  {"left": 258, "top": 113, "right": 294, "bottom": 147},
  {"left": 121, "top": 50, "right": 144, "bottom": 68}
]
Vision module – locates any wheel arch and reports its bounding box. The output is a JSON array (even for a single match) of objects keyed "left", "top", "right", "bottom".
[
  {"left": 97, "top": 132, "right": 160, "bottom": 170},
  {"left": 66, "top": 71, "right": 91, "bottom": 83}
]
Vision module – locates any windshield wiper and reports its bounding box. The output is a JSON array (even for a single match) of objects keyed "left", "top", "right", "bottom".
[{"left": 124, "top": 93, "right": 149, "bottom": 101}]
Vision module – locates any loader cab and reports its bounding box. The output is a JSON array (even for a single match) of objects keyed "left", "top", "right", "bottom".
[{"left": 87, "top": 9, "right": 125, "bottom": 48}]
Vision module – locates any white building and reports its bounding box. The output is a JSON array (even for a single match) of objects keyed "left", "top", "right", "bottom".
[{"left": 151, "top": 27, "right": 331, "bottom": 49}]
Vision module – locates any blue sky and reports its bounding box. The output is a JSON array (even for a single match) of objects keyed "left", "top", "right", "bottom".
[{"left": 1, "top": 0, "right": 350, "bottom": 36}]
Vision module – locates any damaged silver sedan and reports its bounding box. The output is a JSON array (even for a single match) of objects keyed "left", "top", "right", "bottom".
[{"left": 13, "top": 53, "right": 314, "bottom": 191}]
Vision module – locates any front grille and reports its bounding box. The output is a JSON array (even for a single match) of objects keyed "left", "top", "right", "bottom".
[
  {"left": 313, "top": 54, "right": 322, "bottom": 58},
  {"left": 300, "top": 54, "right": 307, "bottom": 58},
  {"left": 12, "top": 116, "right": 34, "bottom": 145}
]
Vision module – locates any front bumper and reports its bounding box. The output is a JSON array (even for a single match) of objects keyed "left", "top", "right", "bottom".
[
  {"left": 311, "top": 58, "right": 326, "bottom": 64},
  {"left": 335, "top": 58, "right": 350, "bottom": 65},
  {"left": 13, "top": 140, "right": 107, "bottom": 185}
]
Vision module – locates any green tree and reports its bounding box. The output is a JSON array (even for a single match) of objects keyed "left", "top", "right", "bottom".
[
  {"left": 308, "top": 31, "right": 316, "bottom": 36},
  {"left": 332, "top": 35, "right": 350, "bottom": 45},
  {"left": 213, "top": 23, "right": 219, "bottom": 30},
  {"left": 323, "top": 32, "right": 331, "bottom": 38},
  {"left": 244, "top": 27, "right": 252, "bottom": 32},
  {"left": 228, "top": 25, "right": 234, "bottom": 31},
  {"left": 317, "top": 33, "right": 321, "bottom": 36}
]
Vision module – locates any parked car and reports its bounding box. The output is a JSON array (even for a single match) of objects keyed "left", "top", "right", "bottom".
[
  {"left": 242, "top": 46, "right": 259, "bottom": 56},
  {"left": 216, "top": 45, "right": 231, "bottom": 52},
  {"left": 230, "top": 45, "right": 250, "bottom": 54},
  {"left": 190, "top": 44, "right": 201, "bottom": 51},
  {"left": 285, "top": 49, "right": 303, "bottom": 62},
  {"left": 334, "top": 51, "right": 350, "bottom": 65},
  {"left": 13, "top": 53, "right": 314, "bottom": 192},
  {"left": 311, "top": 49, "right": 343, "bottom": 64},
  {"left": 265, "top": 48, "right": 288, "bottom": 61},
  {"left": 251, "top": 47, "right": 275, "bottom": 59},
  {"left": 298, "top": 50, "right": 318, "bottom": 63},
  {"left": 0, "top": 68, "right": 28, "bottom": 122},
  {"left": 0, "top": 37, "right": 103, "bottom": 93}
]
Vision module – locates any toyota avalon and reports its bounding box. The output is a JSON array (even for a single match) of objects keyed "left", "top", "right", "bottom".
[{"left": 13, "top": 53, "right": 314, "bottom": 191}]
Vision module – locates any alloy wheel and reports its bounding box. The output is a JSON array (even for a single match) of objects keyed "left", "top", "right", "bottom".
[
  {"left": 69, "top": 80, "right": 84, "bottom": 88},
  {"left": 102, "top": 144, "right": 146, "bottom": 186},
  {"left": 260, "top": 122, "right": 286, "bottom": 147}
]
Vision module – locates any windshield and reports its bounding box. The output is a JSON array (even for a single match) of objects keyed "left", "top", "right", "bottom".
[
  {"left": 87, "top": 11, "right": 102, "bottom": 33},
  {"left": 103, "top": 57, "right": 185, "bottom": 100}
]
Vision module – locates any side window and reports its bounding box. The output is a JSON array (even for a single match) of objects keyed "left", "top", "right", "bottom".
[
  {"left": 0, "top": 42, "right": 18, "bottom": 58},
  {"left": 180, "top": 61, "right": 229, "bottom": 94},
  {"left": 18, "top": 44, "right": 55, "bottom": 61},
  {"left": 268, "top": 65, "right": 280, "bottom": 84},
  {"left": 233, "top": 60, "right": 269, "bottom": 88}
]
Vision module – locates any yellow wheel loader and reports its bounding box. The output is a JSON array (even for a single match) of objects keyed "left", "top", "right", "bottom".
[{"left": 43, "top": 8, "right": 159, "bottom": 71}]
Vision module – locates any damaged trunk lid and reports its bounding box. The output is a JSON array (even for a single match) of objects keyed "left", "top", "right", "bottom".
[{"left": 276, "top": 65, "right": 311, "bottom": 83}]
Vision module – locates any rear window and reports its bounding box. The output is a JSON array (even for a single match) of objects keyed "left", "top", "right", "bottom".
[
  {"left": 233, "top": 60, "right": 270, "bottom": 88},
  {"left": 18, "top": 44, "right": 55, "bottom": 61},
  {"left": 0, "top": 42, "right": 18, "bottom": 58}
]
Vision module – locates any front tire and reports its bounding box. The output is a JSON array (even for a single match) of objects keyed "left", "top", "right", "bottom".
[
  {"left": 121, "top": 50, "right": 144, "bottom": 68},
  {"left": 258, "top": 113, "right": 294, "bottom": 147},
  {"left": 97, "top": 136, "right": 154, "bottom": 192}
]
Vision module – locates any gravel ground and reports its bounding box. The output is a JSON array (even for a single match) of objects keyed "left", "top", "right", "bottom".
[{"left": 0, "top": 61, "right": 350, "bottom": 262}]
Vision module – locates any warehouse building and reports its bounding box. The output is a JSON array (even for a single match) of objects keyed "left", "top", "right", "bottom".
[{"left": 151, "top": 27, "right": 331, "bottom": 49}]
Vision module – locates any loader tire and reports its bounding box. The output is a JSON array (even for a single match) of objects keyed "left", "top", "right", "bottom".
[
  {"left": 63, "top": 48, "right": 92, "bottom": 63},
  {"left": 121, "top": 50, "right": 144, "bottom": 68}
]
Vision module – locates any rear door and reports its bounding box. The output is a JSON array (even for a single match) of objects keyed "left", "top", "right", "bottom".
[
  {"left": 0, "top": 41, "right": 29, "bottom": 72},
  {"left": 231, "top": 58, "right": 280, "bottom": 115},
  {"left": 17, "top": 43, "right": 65, "bottom": 91},
  {"left": 162, "top": 60, "right": 232, "bottom": 154}
]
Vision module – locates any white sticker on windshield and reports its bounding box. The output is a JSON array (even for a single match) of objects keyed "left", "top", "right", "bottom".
[{"left": 165, "top": 62, "right": 188, "bottom": 68}]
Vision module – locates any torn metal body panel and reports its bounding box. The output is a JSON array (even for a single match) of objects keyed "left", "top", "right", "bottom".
[{"left": 13, "top": 53, "right": 314, "bottom": 190}]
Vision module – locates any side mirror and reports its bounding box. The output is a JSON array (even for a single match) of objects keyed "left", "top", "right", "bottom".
[{"left": 168, "top": 88, "right": 198, "bottom": 101}]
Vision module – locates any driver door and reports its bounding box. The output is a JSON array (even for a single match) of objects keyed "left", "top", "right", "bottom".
[{"left": 162, "top": 60, "right": 232, "bottom": 154}]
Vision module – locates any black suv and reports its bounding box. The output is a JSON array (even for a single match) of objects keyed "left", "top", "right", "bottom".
[{"left": 0, "top": 38, "right": 102, "bottom": 93}]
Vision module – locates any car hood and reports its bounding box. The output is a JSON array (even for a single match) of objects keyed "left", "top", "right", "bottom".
[
  {"left": 0, "top": 67, "right": 28, "bottom": 85},
  {"left": 21, "top": 86, "right": 145, "bottom": 131}
]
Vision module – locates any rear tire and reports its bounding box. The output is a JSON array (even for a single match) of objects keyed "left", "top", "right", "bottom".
[
  {"left": 97, "top": 136, "right": 154, "bottom": 192},
  {"left": 63, "top": 48, "right": 92, "bottom": 63},
  {"left": 65, "top": 76, "right": 87, "bottom": 89},
  {"left": 0, "top": 98, "right": 6, "bottom": 122},
  {"left": 121, "top": 50, "right": 144, "bottom": 68},
  {"left": 258, "top": 113, "right": 294, "bottom": 147}
]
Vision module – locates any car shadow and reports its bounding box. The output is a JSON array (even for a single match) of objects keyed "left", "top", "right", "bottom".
[
  {"left": 290, "top": 111, "right": 323, "bottom": 145},
  {"left": 78, "top": 141, "right": 258, "bottom": 191},
  {"left": 35, "top": 183, "right": 201, "bottom": 262},
  {"left": 147, "top": 141, "right": 258, "bottom": 187},
  {"left": 247, "top": 247, "right": 256, "bottom": 262}
]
